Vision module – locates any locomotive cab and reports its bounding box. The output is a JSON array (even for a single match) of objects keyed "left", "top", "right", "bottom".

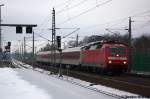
[{"left": 105, "top": 44, "right": 128, "bottom": 73}]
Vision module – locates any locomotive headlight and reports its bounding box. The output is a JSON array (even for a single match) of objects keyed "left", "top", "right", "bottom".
[
  {"left": 123, "top": 61, "right": 127, "bottom": 64},
  {"left": 109, "top": 60, "right": 112, "bottom": 64}
]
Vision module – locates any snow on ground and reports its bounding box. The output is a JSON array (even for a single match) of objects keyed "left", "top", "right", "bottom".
[
  {"left": 12, "top": 59, "right": 33, "bottom": 69},
  {"left": 0, "top": 68, "right": 51, "bottom": 99},
  {"left": 14, "top": 68, "right": 116, "bottom": 99}
]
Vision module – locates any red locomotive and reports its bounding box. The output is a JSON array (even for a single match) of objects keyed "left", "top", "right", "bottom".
[{"left": 36, "top": 41, "right": 128, "bottom": 74}]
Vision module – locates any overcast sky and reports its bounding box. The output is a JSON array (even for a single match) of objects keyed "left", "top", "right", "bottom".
[{"left": 0, "top": 0, "right": 150, "bottom": 52}]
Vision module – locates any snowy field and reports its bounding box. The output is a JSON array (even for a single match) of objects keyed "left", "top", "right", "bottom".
[{"left": 1, "top": 59, "right": 148, "bottom": 99}]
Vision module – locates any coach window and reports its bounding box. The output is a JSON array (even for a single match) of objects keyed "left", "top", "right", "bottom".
[
  {"left": 85, "top": 46, "right": 90, "bottom": 50},
  {"left": 82, "top": 47, "right": 86, "bottom": 50},
  {"left": 96, "top": 43, "right": 102, "bottom": 49},
  {"left": 89, "top": 44, "right": 97, "bottom": 50}
]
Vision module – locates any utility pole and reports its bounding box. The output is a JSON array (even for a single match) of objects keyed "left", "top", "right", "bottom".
[
  {"left": 18, "top": 40, "right": 22, "bottom": 60},
  {"left": 128, "top": 17, "right": 133, "bottom": 72},
  {"left": 21, "top": 41, "right": 23, "bottom": 61},
  {"left": 0, "top": 4, "right": 4, "bottom": 52},
  {"left": 52, "top": 8, "right": 56, "bottom": 67},
  {"left": 24, "top": 37, "right": 26, "bottom": 61},
  {"left": 32, "top": 31, "right": 35, "bottom": 68},
  {"left": 19, "top": 44, "right": 21, "bottom": 59},
  {"left": 76, "top": 34, "right": 79, "bottom": 47}
]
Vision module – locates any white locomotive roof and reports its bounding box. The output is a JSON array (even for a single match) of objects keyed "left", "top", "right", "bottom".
[
  {"left": 36, "top": 51, "right": 50, "bottom": 55},
  {"left": 63, "top": 46, "right": 81, "bottom": 52},
  {"left": 36, "top": 50, "right": 59, "bottom": 55}
]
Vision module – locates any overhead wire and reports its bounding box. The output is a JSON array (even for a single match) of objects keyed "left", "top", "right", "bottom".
[
  {"left": 34, "top": 5, "right": 150, "bottom": 39},
  {"left": 80, "top": 10, "right": 150, "bottom": 30},
  {"left": 36, "top": 41, "right": 49, "bottom": 48},
  {"left": 130, "top": 10, "right": 150, "bottom": 31},
  {"left": 52, "top": 0, "right": 74, "bottom": 9},
  {"left": 33, "top": 0, "right": 115, "bottom": 47},
  {"left": 58, "top": 0, "right": 113, "bottom": 26},
  {"left": 62, "top": 28, "right": 80, "bottom": 39},
  {"left": 35, "top": 1, "right": 150, "bottom": 49},
  {"left": 35, "top": 33, "right": 51, "bottom": 42},
  {"left": 38, "top": 14, "right": 51, "bottom": 28},
  {"left": 36, "top": 13, "right": 52, "bottom": 34},
  {"left": 56, "top": 0, "right": 89, "bottom": 14},
  {"left": 131, "top": 10, "right": 150, "bottom": 18},
  {"left": 31, "top": 9, "right": 150, "bottom": 45},
  {"left": 34, "top": 0, "right": 87, "bottom": 41}
]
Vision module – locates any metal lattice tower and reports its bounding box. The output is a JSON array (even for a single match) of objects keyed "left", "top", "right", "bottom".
[{"left": 51, "top": 8, "right": 56, "bottom": 66}]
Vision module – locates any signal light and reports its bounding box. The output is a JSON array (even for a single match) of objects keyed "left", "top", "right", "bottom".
[
  {"left": 26, "top": 26, "right": 32, "bottom": 33},
  {"left": 0, "top": 48, "right": 2, "bottom": 52},
  {"left": 8, "top": 42, "right": 11, "bottom": 46},
  {"left": 16, "top": 26, "right": 22, "bottom": 33},
  {"left": 56, "top": 36, "right": 61, "bottom": 49}
]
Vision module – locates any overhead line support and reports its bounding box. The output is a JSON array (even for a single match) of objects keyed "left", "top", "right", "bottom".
[
  {"left": 0, "top": 4, "right": 4, "bottom": 52},
  {"left": 128, "top": 17, "right": 134, "bottom": 72},
  {"left": 52, "top": 8, "right": 56, "bottom": 67}
]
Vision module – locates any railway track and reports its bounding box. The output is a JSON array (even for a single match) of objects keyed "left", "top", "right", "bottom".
[
  {"left": 68, "top": 70, "right": 150, "bottom": 97},
  {"left": 34, "top": 63, "right": 150, "bottom": 97},
  {"left": 13, "top": 60, "right": 150, "bottom": 97}
]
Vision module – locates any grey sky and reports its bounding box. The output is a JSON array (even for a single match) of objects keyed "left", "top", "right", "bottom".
[{"left": 0, "top": 0, "right": 150, "bottom": 52}]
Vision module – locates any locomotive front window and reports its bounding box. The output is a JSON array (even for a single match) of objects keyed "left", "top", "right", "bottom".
[
  {"left": 118, "top": 48, "right": 126, "bottom": 55},
  {"left": 108, "top": 47, "right": 126, "bottom": 56}
]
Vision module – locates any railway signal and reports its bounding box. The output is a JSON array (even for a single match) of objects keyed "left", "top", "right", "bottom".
[
  {"left": 26, "top": 26, "right": 32, "bottom": 33},
  {"left": 16, "top": 26, "right": 33, "bottom": 34},
  {"left": 8, "top": 41, "right": 11, "bottom": 47},
  {"left": 56, "top": 36, "right": 61, "bottom": 49},
  {"left": 4, "top": 41, "right": 11, "bottom": 52},
  {"left": 16, "top": 26, "right": 22, "bottom": 33}
]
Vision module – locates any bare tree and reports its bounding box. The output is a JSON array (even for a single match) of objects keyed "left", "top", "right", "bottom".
[{"left": 133, "top": 34, "right": 150, "bottom": 52}]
